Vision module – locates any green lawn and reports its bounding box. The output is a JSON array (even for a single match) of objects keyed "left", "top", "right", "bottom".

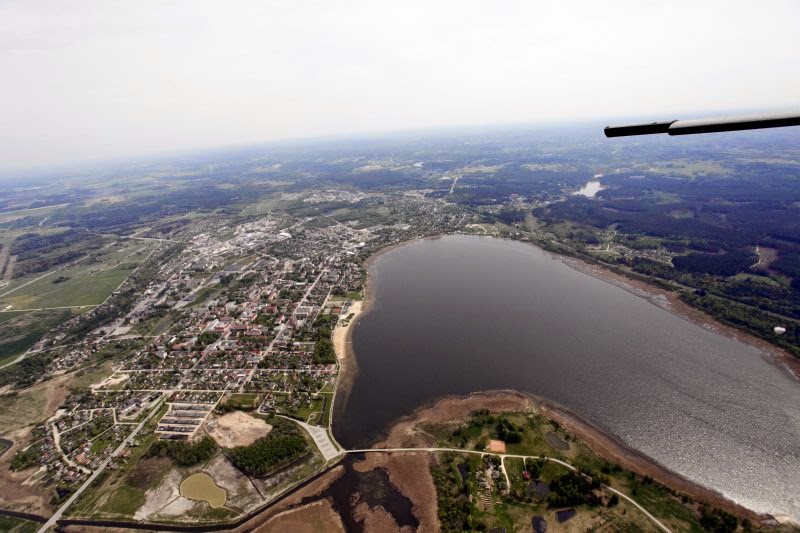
[{"left": 289, "top": 397, "right": 324, "bottom": 423}]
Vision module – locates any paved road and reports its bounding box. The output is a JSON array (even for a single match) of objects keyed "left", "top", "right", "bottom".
[
  {"left": 346, "top": 447, "right": 671, "bottom": 533},
  {"left": 37, "top": 394, "right": 166, "bottom": 533}
]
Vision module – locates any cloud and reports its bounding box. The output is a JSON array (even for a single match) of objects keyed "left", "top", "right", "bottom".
[{"left": 1, "top": 0, "right": 798, "bottom": 170}]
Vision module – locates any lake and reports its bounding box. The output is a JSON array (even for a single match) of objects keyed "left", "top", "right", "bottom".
[{"left": 333, "top": 235, "right": 800, "bottom": 520}]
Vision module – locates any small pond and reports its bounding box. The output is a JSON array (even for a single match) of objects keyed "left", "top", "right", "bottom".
[{"left": 180, "top": 472, "right": 227, "bottom": 508}]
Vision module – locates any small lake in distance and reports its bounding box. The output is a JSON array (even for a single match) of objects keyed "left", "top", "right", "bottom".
[{"left": 333, "top": 235, "right": 800, "bottom": 520}]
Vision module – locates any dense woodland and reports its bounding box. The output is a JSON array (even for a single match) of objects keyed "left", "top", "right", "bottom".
[
  {"left": 147, "top": 436, "right": 218, "bottom": 466},
  {"left": 226, "top": 418, "right": 308, "bottom": 476}
]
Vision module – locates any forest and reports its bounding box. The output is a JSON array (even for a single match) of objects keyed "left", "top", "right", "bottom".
[{"left": 226, "top": 418, "right": 308, "bottom": 476}]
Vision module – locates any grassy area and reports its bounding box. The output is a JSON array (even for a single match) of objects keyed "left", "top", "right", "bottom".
[
  {"left": 68, "top": 360, "right": 115, "bottom": 390},
  {"left": 289, "top": 397, "right": 324, "bottom": 423},
  {"left": 240, "top": 196, "right": 286, "bottom": 216},
  {"left": 0, "top": 386, "right": 49, "bottom": 433},
  {"left": 0, "top": 203, "right": 68, "bottom": 224},
  {"left": 0, "top": 515, "right": 40, "bottom": 533},
  {"left": 131, "top": 310, "right": 179, "bottom": 336},
  {"left": 0, "top": 310, "right": 29, "bottom": 324},
  {"left": 185, "top": 285, "right": 222, "bottom": 307},
  {"left": 0, "top": 309, "right": 72, "bottom": 366},
  {"left": 225, "top": 393, "right": 260, "bottom": 410},
  {"left": 98, "top": 484, "right": 146, "bottom": 516},
  {"left": 0, "top": 239, "right": 154, "bottom": 310},
  {"left": 318, "top": 392, "right": 334, "bottom": 426},
  {"left": 0, "top": 262, "right": 134, "bottom": 309}
]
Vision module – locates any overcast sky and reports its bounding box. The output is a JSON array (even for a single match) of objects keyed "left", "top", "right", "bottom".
[{"left": 1, "top": 0, "right": 799, "bottom": 171}]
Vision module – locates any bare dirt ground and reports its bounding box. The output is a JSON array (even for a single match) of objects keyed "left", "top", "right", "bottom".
[
  {"left": 0, "top": 427, "right": 50, "bottom": 515},
  {"left": 353, "top": 500, "right": 415, "bottom": 533},
  {"left": 134, "top": 468, "right": 187, "bottom": 520},
  {"left": 375, "top": 390, "right": 533, "bottom": 448},
  {"left": 203, "top": 411, "right": 272, "bottom": 448},
  {"left": 205, "top": 452, "right": 264, "bottom": 513},
  {"left": 353, "top": 452, "right": 439, "bottom": 533},
  {"left": 90, "top": 372, "right": 129, "bottom": 390},
  {"left": 232, "top": 466, "right": 345, "bottom": 532},
  {"left": 257, "top": 500, "right": 345, "bottom": 533},
  {"left": 0, "top": 374, "right": 72, "bottom": 515}
]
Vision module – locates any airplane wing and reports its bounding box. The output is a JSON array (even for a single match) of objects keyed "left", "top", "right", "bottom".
[{"left": 605, "top": 111, "right": 800, "bottom": 137}]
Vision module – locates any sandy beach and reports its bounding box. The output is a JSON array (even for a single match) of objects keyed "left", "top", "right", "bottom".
[{"left": 330, "top": 299, "right": 366, "bottom": 422}]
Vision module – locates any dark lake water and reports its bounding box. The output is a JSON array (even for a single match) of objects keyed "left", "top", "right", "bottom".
[{"left": 332, "top": 235, "right": 800, "bottom": 520}]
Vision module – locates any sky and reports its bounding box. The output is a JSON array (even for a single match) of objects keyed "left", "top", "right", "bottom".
[{"left": 1, "top": 0, "right": 799, "bottom": 171}]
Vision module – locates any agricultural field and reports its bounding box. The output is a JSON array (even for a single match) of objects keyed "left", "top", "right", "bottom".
[
  {"left": 0, "top": 309, "right": 72, "bottom": 366},
  {"left": 0, "top": 239, "right": 154, "bottom": 311}
]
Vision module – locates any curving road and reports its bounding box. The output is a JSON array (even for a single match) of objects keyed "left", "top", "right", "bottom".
[
  {"left": 37, "top": 394, "right": 166, "bottom": 533},
  {"left": 345, "top": 447, "right": 671, "bottom": 533}
]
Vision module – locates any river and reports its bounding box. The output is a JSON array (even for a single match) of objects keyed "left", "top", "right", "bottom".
[{"left": 333, "top": 235, "right": 800, "bottom": 521}]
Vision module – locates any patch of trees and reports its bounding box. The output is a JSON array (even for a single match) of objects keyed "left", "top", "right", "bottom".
[
  {"left": 495, "top": 416, "right": 523, "bottom": 444},
  {"left": 312, "top": 314, "right": 338, "bottom": 339},
  {"left": 312, "top": 338, "right": 336, "bottom": 364},
  {"left": 227, "top": 421, "right": 307, "bottom": 476},
  {"left": 197, "top": 331, "right": 220, "bottom": 346},
  {"left": 147, "top": 436, "right": 218, "bottom": 466},
  {"left": 495, "top": 208, "right": 527, "bottom": 225},
  {"left": 682, "top": 291, "right": 800, "bottom": 358},
  {"left": 672, "top": 249, "right": 756, "bottom": 276},
  {"left": 309, "top": 313, "right": 338, "bottom": 364},
  {"left": 0, "top": 351, "right": 57, "bottom": 389},
  {"left": 547, "top": 471, "right": 599, "bottom": 507},
  {"left": 9, "top": 447, "right": 40, "bottom": 471},
  {"left": 699, "top": 505, "right": 739, "bottom": 533},
  {"left": 10, "top": 229, "right": 84, "bottom": 254},
  {"left": 773, "top": 251, "right": 800, "bottom": 281},
  {"left": 430, "top": 456, "right": 473, "bottom": 533}
]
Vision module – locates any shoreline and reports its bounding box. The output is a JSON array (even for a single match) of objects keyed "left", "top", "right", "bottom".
[
  {"left": 330, "top": 232, "right": 798, "bottom": 523},
  {"left": 557, "top": 253, "right": 800, "bottom": 381},
  {"left": 330, "top": 236, "right": 424, "bottom": 422},
  {"left": 375, "top": 389, "right": 771, "bottom": 525}
]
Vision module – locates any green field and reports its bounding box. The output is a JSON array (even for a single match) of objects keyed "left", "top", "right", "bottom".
[
  {"left": 0, "top": 238, "right": 154, "bottom": 308},
  {"left": 0, "top": 203, "right": 69, "bottom": 224},
  {"left": 0, "top": 309, "right": 72, "bottom": 366},
  {"left": 1, "top": 261, "right": 134, "bottom": 310},
  {"left": 225, "top": 393, "right": 260, "bottom": 410},
  {"left": 0, "top": 385, "right": 50, "bottom": 433},
  {"left": 0, "top": 515, "right": 40, "bottom": 533},
  {"left": 0, "top": 311, "right": 29, "bottom": 324},
  {"left": 98, "top": 484, "right": 146, "bottom": 516}
]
